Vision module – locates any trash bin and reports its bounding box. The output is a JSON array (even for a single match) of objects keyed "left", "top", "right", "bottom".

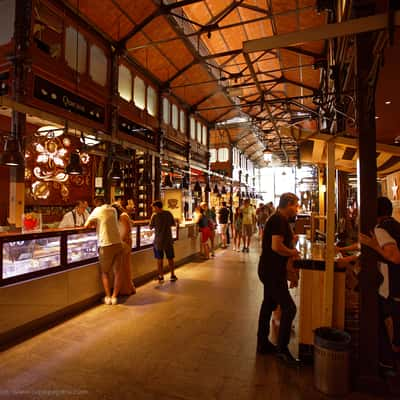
[{"left": 314, "top": 327, "right": 351, "bottom": 396}]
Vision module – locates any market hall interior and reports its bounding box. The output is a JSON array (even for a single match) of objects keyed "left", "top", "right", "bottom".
[{"left": 0, "top": 247, "right": 390, "bottom": 400}]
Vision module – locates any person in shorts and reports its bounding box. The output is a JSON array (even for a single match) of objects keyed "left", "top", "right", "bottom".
[
  {"left": 84, "top": 197, "right": 123, "bottom": 305},
  {"left": 150, "top": 200, "right": 177, "bottom": 283}
]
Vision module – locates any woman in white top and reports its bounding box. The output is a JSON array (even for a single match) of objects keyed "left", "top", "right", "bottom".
[{"left": 113, "top": 204, "right": 136, "bottom": 295}]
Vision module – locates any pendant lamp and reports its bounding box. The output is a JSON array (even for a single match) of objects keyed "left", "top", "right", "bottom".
[
  {"left": 0, "top": 135, "right": 24, "bottom": 167},
  {"left": 65, "top": 152, "right": 82, "bottom": 175},
  {"left": 110, "top": 160, "right": 122, "bottom": 179}
]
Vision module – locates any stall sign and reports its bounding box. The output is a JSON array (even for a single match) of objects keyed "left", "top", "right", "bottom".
[
  {"left": 119, "top": 116, "right": 156, "bottom": 145},
  {"left": 34, "top": 76, "right": 105, "bottom": 123},
  {"left": 164, "top": 139, "right": 187, "bottom": 157}
]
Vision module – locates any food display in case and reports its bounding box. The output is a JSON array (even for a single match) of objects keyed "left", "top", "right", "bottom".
[
  {"left": 2, "top": 235, "right": 60, "bottom": 279},
  {"left": 139, "top": 225, "right": 155, "bottom": 247},
  {"left": 172, "top": 226, "right": 177, "bottom": 240},
  {"left": 67, "top": 231, "right": 98, "bottom": 264}
]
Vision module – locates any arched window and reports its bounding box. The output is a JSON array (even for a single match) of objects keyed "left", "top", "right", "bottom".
[
  {"left": 196, "top": 121, "right": 202, "bottom": 143},
  {"left": 190, "top": 117, "right": 196, "bottom": 140},
  {"left": 118, "top": 65, "right": 132, "bottom": 102},
  {"left": 162, "top": 98, "right": 170, "bottom": 124},
  {"left": 180, "top": 110, "right": 186, "bottom": 133},
  {"left": 202, "top": 125, "right": 207, "bottom": 146},
  {"left": 65, "top": 27, "right": 87, "bottom": 73},
  {"left": 147, "top": 86, "right": 157, "bottom": 117},
  {"left": 0, "top": 0, "right": 15, "bottom": 45},
  {"left": 89, "top": 45, "right": 107, "bottom": 86},
  {"left": 172, "top": 104, "right": 179, "bottom": 130},
  {"left": 209, "top": 149, "right": 217, "bottom": 163},
  {"left": 218, "top": 148, "right": 229, "bottom": 162},
  {"left": 134, "top": 76, "right": 146, "bottom": 110}
]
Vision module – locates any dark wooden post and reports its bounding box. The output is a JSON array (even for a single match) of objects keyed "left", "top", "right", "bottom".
[
  {"left": 356, "top": 30, "right": 382, "bottom": 390},
  {"left": 104, "top": 48, "right": 120, "bottom": 203},
  {"left": 9, "top": 0, "right": 32, "bottom": 226}
]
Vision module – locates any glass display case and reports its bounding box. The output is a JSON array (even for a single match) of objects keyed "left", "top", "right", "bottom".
[
  {"left": 67, "top": 231, "right": 98, "bottom": 264},
  {"left": 0, "top": 224, "right": 179, "bottom": 286},
  {"left": 3, "top": 235, "right": 60, "bottom": 279}
]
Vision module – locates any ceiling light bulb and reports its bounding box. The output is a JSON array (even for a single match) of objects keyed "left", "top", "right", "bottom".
[
  {"left": 375, "top": 116, "right": 380, "bottom": 120},
  {"left": 385, "top": 101, "right": 391, "bottom": 105}
]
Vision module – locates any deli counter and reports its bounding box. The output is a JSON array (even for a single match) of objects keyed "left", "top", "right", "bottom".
[
  {"left": 0, "top": 223, "right": 178, "bottom": 286},
  {"left": 0, "top": 222, "right": 193, "bottom": 343}
]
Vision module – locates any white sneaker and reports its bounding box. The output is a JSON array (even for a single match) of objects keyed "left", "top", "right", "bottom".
[
  {"left": 232, "top": 247, "right": 236, "bottom": 251},
  {"left": 103, "top": 296, "right": 112, "bottom": 305},
  {"left": 111, "top": 297, "right": 118, "bottom": 305}
]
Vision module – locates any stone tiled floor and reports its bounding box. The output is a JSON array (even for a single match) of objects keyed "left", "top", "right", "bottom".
[{"left": 0, "top": 244, "right": 390, "bottom": 399}]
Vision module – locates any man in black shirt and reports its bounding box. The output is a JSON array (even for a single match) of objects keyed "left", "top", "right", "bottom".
[
  {"left": 257, "top": 192, "right": 300, "bottom": 364},
  {"left": 218, "top": 201, "right": 230, "bottom": 248}
]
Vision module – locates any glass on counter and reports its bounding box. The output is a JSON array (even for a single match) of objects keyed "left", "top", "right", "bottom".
[
  {"left": 21, "top": 212, "right": 42, "bottom": 233},
  {"left": 3, "top": 236, "right": 60, "bottom": 278},
  {"left": 172, "top": 225, "right": 177, "bottom": 240},
  {"left": 131, "top": 228, "right": 137, "bottom": 249},
  {"left": 67, "top": 231, "right": 98, "bottom": 264}
]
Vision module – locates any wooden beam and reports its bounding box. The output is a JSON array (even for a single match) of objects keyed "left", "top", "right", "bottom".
[
  {"left": 311, "top": 139, "right": 325, "bottom": 163},
  {"left": 376, "top": 152, "right": 392, "bottom": 167},
  {"left": 243, "top": 12, "right": 400, "bottom": 53},
  {"left": 323, "top": 140, "right": 336, "bottom": 327}
]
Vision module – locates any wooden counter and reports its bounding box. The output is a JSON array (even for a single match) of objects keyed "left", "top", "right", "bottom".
[{"left": 293, "top": 236, "right": 346, "bottom": 359}]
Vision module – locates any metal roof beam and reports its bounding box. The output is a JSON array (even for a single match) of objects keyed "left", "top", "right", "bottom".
[
  {"left": 191, "top": 91, "right": 219, "bottom": 110},
  {"left": 243, "top": 51, "right": 288, "bottom": 163},
  {"left": 119, "top": 0, "right": 206, "bottom": 45},
  {"left": 244, "top": 12, "right": 400, "bottom": 53},
  {"left": 164, "top": 59, "right": 198, "bottom": 86},
  {"left": 283, "top": 78, "right": 317, "bottom": 93},
  {"left": 205, "top": 1, "right": 245, "bottom": 27}
]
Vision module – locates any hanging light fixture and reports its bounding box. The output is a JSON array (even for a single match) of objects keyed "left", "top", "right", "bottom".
[
  {"left": 213, "top": 184, "right": 220, "bottom": 195},
  {"left": 182, "top": 173, "right": 189, "bottom": 190},
  {"left": 221, "top": 185, "right": 227, "bottom": 195},
  {"left": 193, "top": 181, "right": 202, "bottom": 197},
  {"left": 164, "top": 172, "right": 173, "bottom": 187},
  {"left": 0, "top": 135, "right": 24, "bottom": 166},
  {"left": 65, "top": 152, "right": 82, "bottom": 175},
  {"left": 263, "top": 143, "right": 273, "bottom": 162},
  {"left": 110, "top": 160, "right": 122, "bottom": 179},
  {"left": 204, "top": 180, "right": 211, "bottom": 192}
]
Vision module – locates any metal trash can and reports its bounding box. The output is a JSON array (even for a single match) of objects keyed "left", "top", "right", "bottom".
[{"left": 314, "top": 327, "right": 351, "bottom": 396}]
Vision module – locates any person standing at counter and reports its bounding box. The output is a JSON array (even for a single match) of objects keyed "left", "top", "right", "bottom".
[
  {"left": 150, "top": 201, "right": 177, "bottom": 283},
  {"left": 58, "top": 201, "right": 89, "bottom": 228},
  {"left": 112, "top": 203, "right": 136, "bottom": 296},
  {"left": 257, "top": 192, "right": 300, "bottom": 364},
  {"left": 84, "top": 197, "right": 123, "bottom": 305}
]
